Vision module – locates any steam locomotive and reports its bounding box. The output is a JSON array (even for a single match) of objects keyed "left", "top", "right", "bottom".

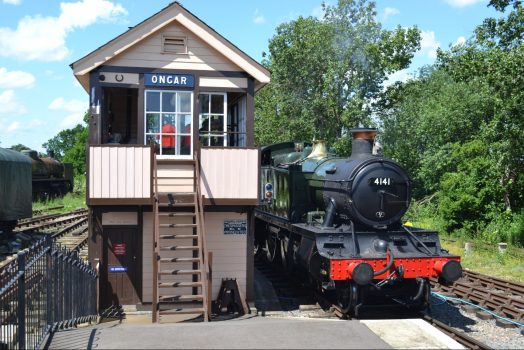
[
  {"left": 21, "top": 150, "right": 74, "bottom": 200},
  {"left": 0, "top": 147, "right": 74, "bottom": 234},
  {"left": 254, "top": 128, "right": 462, "bottom": 315}
]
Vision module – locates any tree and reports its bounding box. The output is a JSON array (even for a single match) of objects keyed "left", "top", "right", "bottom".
[
  {"left": 9, "top": 144, "right": 31, "bottom": 152},
  {"left": 377, "top": 0, "right": 524, "bottom": 243},
  {"left": 42, "top": 112, "right": 88, "bottom": 176},
  {"left": 379, "top": 68, "right": 493, "bottom": 197},
  {"left": 437, "top": 0, "right": 524, "bottom": 213},
  {"left": 255, "top": 0, "right": 421, "bottom": 154}
]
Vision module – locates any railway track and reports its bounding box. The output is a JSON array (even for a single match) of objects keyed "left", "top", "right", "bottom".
[
  {"left": 0, "top": 209, "right": 89, "bottom": 269},
  {"left": 431, "top": 269, "right": 524, "bottom": 326},
  {"left": 420, "top": 313, "right": 492, "bottom": 350},
  {"left": 16, "top": 208, "right": 88, "bottom": 231}
]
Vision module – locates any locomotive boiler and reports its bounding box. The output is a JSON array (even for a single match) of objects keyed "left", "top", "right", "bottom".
[
  {"left": 21, "top": 150, "right": 74, "bottom": 200},
  {"left": 254, "top": 128, "right": 462, "bottom": 315}
]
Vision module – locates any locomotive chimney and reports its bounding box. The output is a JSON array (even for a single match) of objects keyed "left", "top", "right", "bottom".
[{"left": 350, "top": 128, "right": 377, "bottom": 158}]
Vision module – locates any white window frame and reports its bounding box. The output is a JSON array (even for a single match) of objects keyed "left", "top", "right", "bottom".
[
  {"left": 144, "top": 89, "right": 193, "bottom": 159},
  {"left": 199, "top": 92, "right": 227, "bottom": 147}
]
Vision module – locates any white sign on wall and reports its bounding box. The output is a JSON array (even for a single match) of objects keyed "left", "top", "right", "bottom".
[
  {"left": 224, "top": 220, "right": 247, "bottom": 235},
  {"left": 102, "top": 212, "right": 138, "bottom": 226}
]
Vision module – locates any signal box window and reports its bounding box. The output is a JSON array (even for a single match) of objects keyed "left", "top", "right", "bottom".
[
  {"left": 145, "top": 90, "right": 192, "bottom": 157},
  {"left": 199, "top": 93, "right": 227, "bottom": 147}
]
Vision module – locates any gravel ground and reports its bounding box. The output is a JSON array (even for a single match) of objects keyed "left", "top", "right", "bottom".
[{"left": 425, "top": 295, "right": 524, "bottom": 349}]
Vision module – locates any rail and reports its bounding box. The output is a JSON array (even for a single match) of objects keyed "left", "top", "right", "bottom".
[
  {"left": 420, "top": 313, "right": 492, "bottom": 350},
  {"left": 0, "top": 235, "right": 97, "bottom": 349},
  {"left": 431, "top": 269, "right": 524, "bottom": 323}
]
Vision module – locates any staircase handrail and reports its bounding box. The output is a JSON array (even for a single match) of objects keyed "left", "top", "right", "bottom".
[{"left": 194, "top": 151, "right": 210, "bottom": 321}]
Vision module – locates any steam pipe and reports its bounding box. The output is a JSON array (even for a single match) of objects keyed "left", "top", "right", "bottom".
[
  {"left": 411, "top": 277, "right": 426, "bottom": 301},
  {"left": 322, "top": 198, "right": 337, "bottom": 228},
  {"left": 373, "top": 248, "right": 394, "bottom": 276}
]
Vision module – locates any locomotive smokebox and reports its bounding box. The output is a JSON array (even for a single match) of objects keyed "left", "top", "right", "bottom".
[
  {"left": 309, "top": 126, "right": 411, "bottom": 229},
  {"left": 350, "top": 128, "right": 377, "bottom": 158}
]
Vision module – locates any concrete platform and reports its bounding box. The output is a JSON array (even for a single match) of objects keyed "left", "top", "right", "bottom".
[
  {"left": 44, "top": 316, "right": 391, "bottom": 349},
  {"left": 43, "top": 315, "right": 468, "bottom": 349},
  {"left": 361, "top": 319, "right": 465, "bottom": 349},
  {"left": 254, "top": 268, "right": 283, "bottom": 311}
]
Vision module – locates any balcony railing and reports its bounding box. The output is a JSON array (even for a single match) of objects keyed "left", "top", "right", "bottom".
[
  {"left": 199, "top": 148, "right": 259, "bottom": 205},
  {"left": 88, "top": 145, "right": 153, "bottom": 205},
  {"left": 88, "top": 145, "right": 259, "bottom": 205}
]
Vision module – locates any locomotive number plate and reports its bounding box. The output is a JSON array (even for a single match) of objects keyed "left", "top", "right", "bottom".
[{"left": 369, "top": 177, "right": 394, "bottom": 186}]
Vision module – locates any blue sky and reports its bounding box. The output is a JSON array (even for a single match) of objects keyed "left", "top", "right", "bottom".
[{"left": 0, "top": 0, "right": 500, "bottom": 152}]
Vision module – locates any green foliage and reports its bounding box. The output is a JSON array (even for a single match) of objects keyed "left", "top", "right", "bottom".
[
  {"left": 43, "top": 112, "right": 88, "bottom": 176},
  {"left": 378, "top": 3, "right": 524, "bottom": 245},
  {"left": 437, "top": 140, "right": 501, "bottom": 233},
  {"left": 9, "top": 144, "right": 31, "bottom": 152},
  {"left": 32, "top": 178, "right": 86, "bottom": 212},
  {"left": 255, "top": 0, "right": 421, "bottom": 150},
  {"left": 62, "top": 126, "right": 88, "bottom": 176},
  {"left": 483, "top": 209, "right": 524, "bottom": 245}
]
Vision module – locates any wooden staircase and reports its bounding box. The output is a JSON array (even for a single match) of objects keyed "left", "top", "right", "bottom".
[{"left": 152, "top": 157, "right": 211, "bottom": 322}]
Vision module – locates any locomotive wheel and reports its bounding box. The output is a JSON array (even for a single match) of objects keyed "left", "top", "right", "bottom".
[
  {"left": 264, "top": 234, "right": 280, "bottom": 263},
  {"left": 280, "top": 238, "right": 294, "bottom": 274},
  {"left": 335, "top": 281, "right": 359, "bottom": 316}
]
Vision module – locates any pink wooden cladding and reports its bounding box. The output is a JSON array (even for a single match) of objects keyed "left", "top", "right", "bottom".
[
  {"left": 200, "top": 148, "right": 259, "bottom": 200},
  {"left": 89, "top": 146, "right": 151, "bottom": 200}
]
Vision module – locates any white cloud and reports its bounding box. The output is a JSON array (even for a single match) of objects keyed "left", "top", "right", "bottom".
[
  {"left": 48, "top": 97, "right": 87, "bottom": 127},
  {"left": 0, "top": 0, "right": 127, "bottom": 61},
  {"left": 253, "top": 9, "right": 265, "bottom": 24},
  {"left": 420, "top": 30, "right": 440, "bottom": 59},
  {"left": 2, "top": 0, "right": 21, "bottom": 5},
  {"left": 0, "top": 67, "right": 35, "bottom": 89},
  {"left": 454, "top": 36, "right": 466, "bottom": 46},
  {"left": 6, "top": 121, "right": 20, "bottom": 132},
  {"left": 59, "top": 113, "right": 85, "bottom": 127},
  {"left": 382, "top": 7, "right": 400, "bottom": 21},
  {"left": 444, "top": 0, "right": 486, "bottom": 7},
  {"left": 6, "top": 119, "right": 43, "bottom": 132},
  {"left": 49, "top": 97, "right": 86, "bottom": 112},
  {"left": 0, "top": 90, "right": 27, "bottom": 115},
  {"left": 384, "top": 69, "right": 413, "bottom": 88}
]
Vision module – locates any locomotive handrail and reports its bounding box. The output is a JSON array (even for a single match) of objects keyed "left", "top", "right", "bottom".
[{"left": 402, "top": 225, "right": 437, "bottom": 256}]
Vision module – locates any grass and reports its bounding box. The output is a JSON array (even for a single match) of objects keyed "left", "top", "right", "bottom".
[
  {"left": 404, "top": 199, "right": 524, "bottom": 283},
  {"left": 32, "top": 176, "right": 87, "bottom": 214},
  {"left": 439, "top": 236, "right": 524, "bottom": 283}
]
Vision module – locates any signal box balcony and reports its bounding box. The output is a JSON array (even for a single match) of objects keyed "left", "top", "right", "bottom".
[{"left": 87, "top": 145, "right": 259, "bottom": 206}]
